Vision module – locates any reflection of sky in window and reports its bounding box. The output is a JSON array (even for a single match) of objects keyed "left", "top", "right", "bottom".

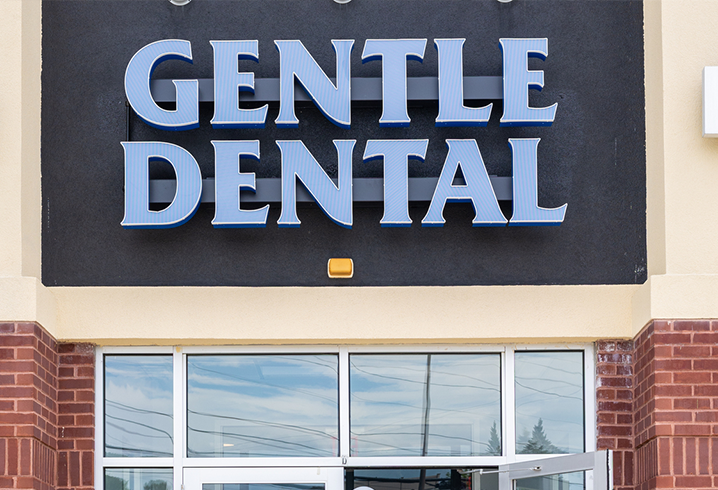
[
  {"left": 515, "top": 352, "right": 584, "bottom": 454},
  {"left": 104, "top": 356, "right": 173, "bottom": 457},
  {"left": 350, "top": 354, "right": 501, "bottom": 457},
  {"left": 105, "top": 468, "right": 173, "bottom": 490},
  {"left": 187, "top": 355, "right": 339, "bottom": 458}
]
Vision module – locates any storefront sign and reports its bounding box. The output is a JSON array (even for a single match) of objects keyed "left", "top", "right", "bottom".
[
  {"left": 122, "top": 38, "right": 566, "bottom": 229},
  {"left": 42, "top": 0, "right": 646, "bottom": 286}
]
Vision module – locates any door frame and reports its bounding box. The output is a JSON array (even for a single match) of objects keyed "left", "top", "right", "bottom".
[{"left": 184, "top": 467, "right": 345, "bottom": 490}]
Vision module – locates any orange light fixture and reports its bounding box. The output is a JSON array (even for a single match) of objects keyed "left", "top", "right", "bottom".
[{"left": 327, "top": 258, "right": 353, "bottom": 278}]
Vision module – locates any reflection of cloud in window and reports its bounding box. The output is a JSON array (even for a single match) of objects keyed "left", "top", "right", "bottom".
[
  {"left": 187, "top": 355, "right": 339, "bottom": 457},
  {"left": 104, "top": 356, "right": 173, "bottom": 457}
]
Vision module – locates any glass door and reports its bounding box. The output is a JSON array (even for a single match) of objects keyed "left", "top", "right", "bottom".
[
  {"left": 184, "top": 467, "right": 344, "bottom": 490},
  {"left": 498, "top": 450, "right": 612, "bottom": 490}
]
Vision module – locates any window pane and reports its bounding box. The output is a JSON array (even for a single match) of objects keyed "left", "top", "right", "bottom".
[
  {"left": 104, "top": 356, "right": 173, "bottom": 457},
  {"left": 515, "top": 471, "right": 584, "bottom": 490},
  {"left": 187, "top": 355, "right": 339, "bottom": 457},
  {"left": 350, "top": 354, "right": 501, "bottom": 457},
  {"left": 105, "top": 468, "right": 173, "bottom": 490},
  {"left": 515, "top": 352, "right": 584, "bottom": 454},
  {"left": 348, "top": 469, "right": 494, "bottom": 490}
]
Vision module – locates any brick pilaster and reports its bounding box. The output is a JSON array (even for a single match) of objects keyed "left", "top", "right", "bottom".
[
  {"left": 633, "top": 320, "right": 718, "bottom": 490},
  {"left": 0, "top": 322, "right": 58, "bottom": 490},
  {"left": 596, "top": 340, "right": 634, "bottom": 490},
  {"left": 0, "top": 323, "right": 95, "bottom": 490}
]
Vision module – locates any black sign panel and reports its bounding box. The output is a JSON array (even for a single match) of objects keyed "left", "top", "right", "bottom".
[{"left": 42, "top": 0, "right": 646, "bottom": 286}]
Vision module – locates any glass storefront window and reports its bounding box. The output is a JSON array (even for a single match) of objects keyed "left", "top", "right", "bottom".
[
  {"left": 98, "top": 347, "right": 595, "bottom": 490},
  {"left": 104, "top": 355, "right": 173, "bottom": 457},
  {"left": 514, "top": 352, "right": 584, "bottom": 455},
  {"left": 187, "top": 355, "right": 339, "bottom": 457},
  {"left": 350, "top": 354, "right": 501, "bottom": 457},
  {"left": 105, "top": 468, "right": 173, "bottom": 490}
]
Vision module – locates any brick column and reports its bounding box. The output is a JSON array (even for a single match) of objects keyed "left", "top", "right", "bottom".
[
  {"left": 0, "top": 322, "right": 58, "bottom": 490},
  {"left": 57, "top": 344, "right": 95, "bottom": 490},
  {"left": 0, "top": 323, "right": 95, "bottom": 490},
  {"left": 633, "top": 320, "right": 718, "bottom": 490},
  {"left": 596, "top": 340, "right": 634, "bottom": 490}
]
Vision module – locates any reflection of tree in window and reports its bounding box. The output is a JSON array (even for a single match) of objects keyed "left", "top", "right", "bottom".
[
  {"left": 105, "top": 475, "right": 129, "bottom": 490},
  {"left": 514, "top": 352, "right": 583, "bottom": 454},
  {"left": 486, "top": 421, "right": 501, "bottom": 456},
  {"left": 144, "top": 480, "right": 169, "bottom": 490},
  {"left": 518, "top": 419, "right": 563, "bottom": 454}
]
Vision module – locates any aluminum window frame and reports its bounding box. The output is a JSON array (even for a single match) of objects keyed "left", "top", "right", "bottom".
[{"left": 95, "top": 343, "right": 596, "bottom": 490}]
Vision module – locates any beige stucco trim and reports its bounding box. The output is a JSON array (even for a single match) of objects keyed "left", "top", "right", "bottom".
[
  {"left": 632, "top": 274, "right": 718, "bottom": 336},
  {"left": 21, "top": 0, "right": 42, "bottom": 280},
  {"left": 644, "top": 0, "right": 666, "bottom": 277},
  {"left": 661, "top": 0, "right": 718, "bottom": 274},
  {"left": 0, "top": 0, "right": 26, "bottom": 278},
  {"left": 0, "top": 277, "right": 56, "bottom": 330},
  {"left": 51, "top": 284, "right": 638, "bottom": 344},
  {"left": 0, "top": 0, "right": 41, "bottom": 278}
]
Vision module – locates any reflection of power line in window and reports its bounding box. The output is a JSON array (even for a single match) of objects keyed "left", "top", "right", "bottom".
[
  {"left": 350, "top": 364, "right": 500, "bottom": 392},
  {"left": 350, "top": 357, "right": 500, "bottom": 385},
  {"left": 351, "top": 392, "right": 499, "bottom": 421},
  {"left": 105, "top": 414, "right": 173, "bottom": 440},
  {"left": 350, "top": 408, "right": 496, "bottom": 438},
  {"left": 104, "top": 444, "right": 172, "bottom": 457},
  {"left": 105, "top": 419, "right": 173, "bottom": 441},
  {"left": 515, "top": 376, "right": 582, "bottom": 389},
  {"left": 187, "top": 409, "right": 335, "bottom": 439},
  {"left": 192, "top": 355, "right": 338, "bottom": 376},
  {"left": 189, "top": 364, "right": 337, "bottom": 403},
  {"left": 350, "top": 436, "right": 497, "bottom": 457},
  {"left": 187, "top": 425, "right": 331, "bottom": 457},
  {"left": 106, "top": 400, "right": 173, "bottom": 418},
  {"left": 515, "top": 382, "right": 583, "bottom": 401}
]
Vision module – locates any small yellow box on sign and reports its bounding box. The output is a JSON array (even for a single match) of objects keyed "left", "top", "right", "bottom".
[{"left": 327, "top": 258, "right": 353, "bottom": 278}]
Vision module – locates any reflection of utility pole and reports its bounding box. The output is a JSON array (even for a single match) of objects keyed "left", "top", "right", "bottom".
[{"left": 418, "top": 355, "right": 432, "bottom": 490}]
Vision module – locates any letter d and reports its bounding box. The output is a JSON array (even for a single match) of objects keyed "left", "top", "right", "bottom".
[{"left": 121, "top": 142, "right": 202, "bottom": 228}]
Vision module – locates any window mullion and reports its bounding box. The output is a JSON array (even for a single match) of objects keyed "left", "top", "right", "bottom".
[
  {"left": 504, "top": 345, "right": 516, "bottom": 463},
  {"left": 584, "top": 344, "right": 597, "bottom": 452},
  {"left": 173, "top": 348, "right": 184, "bottom": 490},
  {"left": 339, "top": 347, "right": 350, "bottom": 460},
  {"left": 95, "top": 347, "right": 105, "bottom": 490}
]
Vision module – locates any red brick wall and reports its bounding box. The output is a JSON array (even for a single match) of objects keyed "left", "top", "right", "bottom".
[
  {"left": 0, "top": 322, "right": 95, "bottom": 490},
  {"left": 632, "top": 320, "right": 718, "bottom": 490},
  {"left": 596, "top": 340, "right": 635, "bottom": 490}
]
